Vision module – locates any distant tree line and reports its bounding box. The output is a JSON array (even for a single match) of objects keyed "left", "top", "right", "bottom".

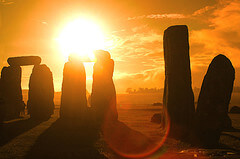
[
  {"left": 126, "top": 87, "right": 164, "bottom": 94},
  {"left": 126, "top": 86, "right": 240, "bottom": 94}
]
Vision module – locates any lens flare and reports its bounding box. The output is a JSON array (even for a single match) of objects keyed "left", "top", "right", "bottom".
[{"left": 102, "top": 108, "right": 170, "bottom": 158}]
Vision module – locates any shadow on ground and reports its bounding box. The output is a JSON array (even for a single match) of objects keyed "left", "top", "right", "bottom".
[
  {"left": 0, "top": 118, "right": 43, "bottom": 146},
  {"left": 25, "top": 119, "right": 107, "bottom": 159}
]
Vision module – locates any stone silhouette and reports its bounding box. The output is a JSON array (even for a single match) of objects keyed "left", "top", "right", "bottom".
[
  {"left": 0, "top": 88, "right": 5, "bottom": 123},
  {"left": 0, "top": 66, "right": 25, "bottom": 121},
  {"left": 91, "top": 50, "right": 118, "bottom": 127},
  {"left": 27, "top": 64, "right": 55, "bottom": 120},
  {"left": 7, "top": 56, "right": 41, "bottom": 66},
  {"left": 151, "top": 113, "right": 162, "bottom": 124},
  {"left": 195, "top": 54, "right": 235, "bottom": 147},
  {"left": 0, "top": 56, "right": 42, "bottom": 122},
  {"left": 60, "top": 58, "right": 87, "bottom": 120},
  {"left": 163, "top": 25, "right": 195, "bottom": 139}
]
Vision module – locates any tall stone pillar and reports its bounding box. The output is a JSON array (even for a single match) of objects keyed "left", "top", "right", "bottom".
[
  {"left": 0, "top": 66, "right": 25, "bottom": 120},
  {"left": 27, "top": 64, "right": 54, "bottom": 120},
  {"left": 60, "top": 60, "right": 87, "bottom": 120},
  {"left": 0, "top": 78, "right": 5, "bottom": 123},
  {"left": 163, "top": 25, "right": 195, "bottom": 139},
  {"left": 195, "top": 54, "right": 235, "bottom": 147}
]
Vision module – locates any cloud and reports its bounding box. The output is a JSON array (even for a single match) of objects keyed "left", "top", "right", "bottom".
[
  {"left": 110, "top": 0, "right": 240, "bottom": 92},
  {"left": 114, "top": 67, "right": 165, "bottom": 93},
  {"left": 109, "top": 26, "right": 163, "bottom": 64},
  {"left": 190, "top": 0, "right": 240, "bottom": 67},
  {"left": 192, "top": 5, "right": 216, "bottom": 16},
  {"left": 128, "top": 13, "right": 186, "bottom": 20},
  {"left": 106, "top": 25, "right": 166, "bottom": 93},
  {"left": 189, "top": 0, "right": 240, "bottom": 87}
]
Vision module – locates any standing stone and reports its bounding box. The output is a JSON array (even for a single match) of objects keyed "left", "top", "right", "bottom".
[
  {"left": 27, "top": 64, "right": 54, "bottom": 120},
  {"left": 60, "top": 60, "right": 87, "bottom": 120},
  {"left": 163, "top": 25, "right": 195, "bottom": 139},
  {"left": 91, "top": 50, "right": 118, "bottom": 127},
  {"left": 195, "top": 54, "right": 235, "bottom": 147},
  {"left": 0, "top": 66, "right": 25, "bottom": 121},
  {"left": 0, "top": 83, "right": 5, "bottom": 123}
]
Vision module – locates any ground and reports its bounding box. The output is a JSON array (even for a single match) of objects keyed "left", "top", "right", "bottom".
[{"left": 0, "top": 107, "right": 240, "bottom": 159}]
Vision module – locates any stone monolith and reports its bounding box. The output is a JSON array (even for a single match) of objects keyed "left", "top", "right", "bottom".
[
  {"left": 163, "top": 25, "right": 195, "bottom": 139},
  {"left": 91, "top": 50, "right": 118, "bottom": 127},
  {"left": 0, "top": 66, "right": 25, "bottom": 120},
  {"left": 195, "top": 54, "right": 235, "bottom": 147},
  {"left": 60, "top": 60, "right": 87, "bottom": 120},
  {"left": 27, "top": 64, "right": 54, "bottom": 120}
]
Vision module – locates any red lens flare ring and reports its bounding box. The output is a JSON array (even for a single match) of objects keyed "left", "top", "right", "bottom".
[{"left": 102, "top": 108, "right": 170, "bottom": 158}]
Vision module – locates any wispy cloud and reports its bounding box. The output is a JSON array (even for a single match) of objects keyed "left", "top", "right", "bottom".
[
  {"left": 107, "top": 25, "right": 165, "bottom": 92},
  {"left": 114, "top": 67, "right": 165, "bottom": 93},
  {"left": 111, "top": 0, "right": 240, "bottom": 92},
  {"left": 190, "top": 0, "right": 240, "bottom": 66},
  {"left": 128, "top": 13, "right": 186, "bottom": 20},
  {"left": 189, "top": 0, "right": 240, "bottom": 87},
  {"left": 192, "top": 6, "right": 216, "bottom": 16}
]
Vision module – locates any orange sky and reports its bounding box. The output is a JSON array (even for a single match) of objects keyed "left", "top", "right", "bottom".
[{"left": 0, "top": 0, "right": 240, "bottom": 93}]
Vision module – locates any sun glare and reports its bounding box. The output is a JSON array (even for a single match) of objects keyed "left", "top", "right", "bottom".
[{"left": 57, "top": 18, "right": 105, "bottom": 61}]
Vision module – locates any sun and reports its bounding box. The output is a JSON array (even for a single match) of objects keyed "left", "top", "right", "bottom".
[{"left": 57, "top": 18, "right": 105, "bottom": 61}]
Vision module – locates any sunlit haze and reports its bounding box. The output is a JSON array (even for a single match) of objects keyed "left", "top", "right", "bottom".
[
  {"left": 0, "top": 1, "right": 240, "bottom": 158},
  {"left": 57, "top": 18, "right": 105, "bottom": 62},
  {"left": 1, "top": 0, "right": 240, "bottom": 93}
]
